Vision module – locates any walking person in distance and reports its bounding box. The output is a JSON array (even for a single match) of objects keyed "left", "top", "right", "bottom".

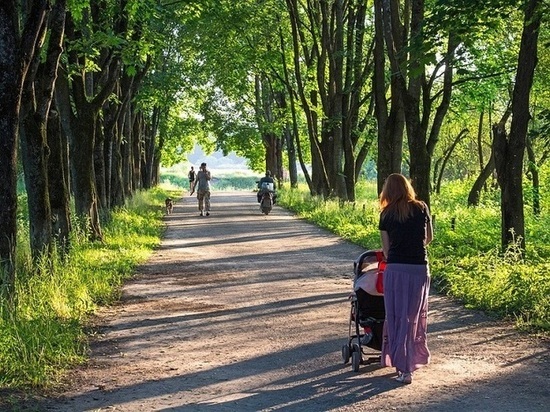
[
  {"left": 378, "top": 173, "right": 433, "bottom": 384},
  {"left": 188, "top": 166, "right": 196, "bottom": 191},
  {"left": 190, "top": 162, "right": 211, "bottom": 216}
]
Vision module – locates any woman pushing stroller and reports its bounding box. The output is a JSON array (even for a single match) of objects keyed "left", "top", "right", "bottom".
[{"left": 378, "top": 173, "right": 433, "bottom": 384}]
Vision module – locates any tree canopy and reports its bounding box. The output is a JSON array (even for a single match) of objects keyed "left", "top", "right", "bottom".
[{"left": 0, "top": 0, "right": 547, "bottom": 296}]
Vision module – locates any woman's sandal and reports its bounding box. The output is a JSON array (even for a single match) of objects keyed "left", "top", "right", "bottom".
[{"left": 395, "top": 371, "right": 412, "bottom": 384}]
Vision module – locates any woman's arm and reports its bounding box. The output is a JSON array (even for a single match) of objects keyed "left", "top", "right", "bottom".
[
  {"left": 423, "top": 203, "right": 434, "bottom": 246},
  {"left": 380, "top": 230, "right": 390, "bottom": 258},
  {"left": 425, "top": 213, "right": 433, "bottom": 245}
]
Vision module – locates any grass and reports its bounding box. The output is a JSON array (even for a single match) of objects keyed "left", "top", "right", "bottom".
[
  {"left": 277, "top": 178, "right": 550, "bottom": 333},
  {"left": 0, "top": 187, "right": 173, "bottom": 389}
]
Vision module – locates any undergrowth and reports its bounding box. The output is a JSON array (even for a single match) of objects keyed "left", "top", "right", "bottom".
[{"left": 0, "top": 187, "right": 170, "bottom": 389}]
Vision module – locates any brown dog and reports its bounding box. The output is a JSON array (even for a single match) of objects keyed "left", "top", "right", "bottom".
[{"left": 165, "top": 198, "right": 174, "bottom": 214}]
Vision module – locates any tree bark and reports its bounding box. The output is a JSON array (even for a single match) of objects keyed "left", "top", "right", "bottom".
[
  {"left": 374, "top": 0, "right": 404, "bottom": 193},
  {"left": 278, "top": 23, "right": 310, "bottom": 189},
  {"left": 0, "top": 0, "right": 48, "bottom": 296},
  {"left": 47, "top": 108, "right": 71, "bottom": 253},
  {"left": 141, "top": 107, "right": 159, "bottom": 191},
  {"left": 435, "top": 129, "right": 468, "bottom": 194},
  {"left": 285, "top": 0, "right": 333, "bottom": 197},
  {"left": 0, "top": 2, "right": 21, "bottom": 297},
  {"left": 467, "top": 106, "right": 511, "bottom": 207},
  {"left": 477, "top": 108, "right": 485, "bottom": 177},
  {"left": 495, "top": 0, "right": 540, "bottom": 251},
  {"left": 70, "top": 108, "right": 103, "bottom": 239},
  {"left": 94, "top": 118, "right": 108, "bottom": 211},
  {"left": 526, "top": 137, "right": 540, "bottom": 216},
  {"left": 467, "top": 153, "right": 495, "bottom": 207},
  {"left": 132, "top": 108, "right": 142, "bottom": 192},
  {"left": 342, "top": 1, "right": 375, "bottom": 202},
  {"left": 274, "top": 91, "right": 298, "bottom": 187}
]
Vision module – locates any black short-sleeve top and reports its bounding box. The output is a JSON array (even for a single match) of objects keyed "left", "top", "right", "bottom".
[{"left": 379, "top": 202, "right": 431, "bottom": 265}]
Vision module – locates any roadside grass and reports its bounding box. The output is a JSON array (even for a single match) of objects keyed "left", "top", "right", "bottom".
[
  {"left": 277, "top": 179, "right": 550, "bottom": 333},
  {"left": 0, "top": 187, "right": 174, "bottom": 389}
]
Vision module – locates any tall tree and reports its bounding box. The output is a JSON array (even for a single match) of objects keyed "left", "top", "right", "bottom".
[
  {"left": 20, "top": 0, "right": 67, "bottom": 262},
  {"left": 494, "top": 0, "right": 542, "bottom": 251},
  {"left": 0, "top": 0, "right": 49, "bottom": 297},
  {"left": 381, "top": 0, "right": 459, "bottom": 205},
  {"left": 373, "top": 0, "right": 405, "bottom": 193},
  {"left": 56, "top": 1, "right": 125, "bottom": 239},
  {"left": 285, "top": 0, "right": 375, "bottom": 200},
  {"left": 468, "top": 105, "right": 511, "bottom": 206}
]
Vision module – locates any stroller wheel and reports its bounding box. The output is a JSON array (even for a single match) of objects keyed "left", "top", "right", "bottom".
[
  {"left": 352, "top": 350, "right": 362, "bottom": 372},
  {"left": 341, "top": 344, "right": 351, "bottom": 364}
]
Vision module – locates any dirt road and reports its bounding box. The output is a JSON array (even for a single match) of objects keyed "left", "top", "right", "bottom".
[{"left": 32, "top": 192, "right": 549, "bottom": 411}]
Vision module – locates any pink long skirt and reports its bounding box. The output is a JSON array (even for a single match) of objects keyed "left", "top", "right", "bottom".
[{"left": 381, "top": 263, "right": 431, "bottom": 374}]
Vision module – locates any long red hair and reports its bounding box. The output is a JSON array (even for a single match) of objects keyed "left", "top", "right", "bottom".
[{"left": 379, "top": 173, "right": 424, "bottom": 222}]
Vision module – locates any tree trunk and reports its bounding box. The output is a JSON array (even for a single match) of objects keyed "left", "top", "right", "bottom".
[
  {"left": 20, "top": 0, "right": 67, "bottom": 263},
  {"left": 265, "top": 131, "right": 277, "bottom": 181},
  {"left": 283, "top": 124, "right": 298, "bottom": 187},
  {"left": 286, "top": 0, "right": 331, "bottom": 197},
  {"left": 110, "top": 104, "right": 126, "bottom": 206},
  {"left": 435, "top": 129, "right": 468, "bottom": 194},
  {"left": 122, "top": 109, "right": 133, "bottom": 197},
  {"left": 274, "top": 91, "right": 298, "bottom": 188},
  {"left": 0, "top": 0, "right": 48, "bottom": 296},
  {"left": 141, "top": 110, "right": 157, "bottom": 190},
  {"left": 142, "top": 121, "right": 153, "bottom": 189},
  {"left": 382, "top": 0, "right": 458, "bottom": 205},
  {"left": 276, "top": 133, "right": 284, "bottom": 185},
  {"left": 94, "top": 119, "right": 108, "bottom": 211},
  {"left": 132, "top": 108, "right": 142, "bottom": 193},
  {"left": 526, "top": 137, "right": 540, "bottom": 216},
  {"left": 103, "top": 100, "right": 116, "bottom": 209},
  {"left": 374, "top": 0, "right": 404, "bottom": 193},
  {"left": 56, "top": 54, "right": 104, "bottom": 242},
  {"left": 323, "top": 0, "right": 346, "bottom": 199},
  {"left": 467, "top": 153, "right": 495, "bottom": 207},
  {"left": 70, "top": 109, "right": 103, "bottom": 240},
  {"left": 20, "top": 112, "right": 53, "bottom": 261},
  {"left": 342, "top": 2, "right": 372, "bottom": 201},
  {"left": 59, "top": 8, "right": 122, "bottom": 238},
  {"left": 19, "top": 12, "right": 52, "bottom": 261},
  {"left": 278, "top": 24, "right": 308, "bottom": 189},
  {"left": 468, "top": 105, "right": 511, "bottom": 206},
  {"left": 47, "top": 109, "right": 71, "bottom": 252},
  {"left": 494, "top": 0, "right": 540, "bottom": 252},
  {"left": 254, "top": 75, "right": 278, "bottom": 178},
  {"left": 0, "top": 3, "right": 20, "bottom": 297},
  {"left": 477, "top": 108, "right": 485, "bottom": 177}
]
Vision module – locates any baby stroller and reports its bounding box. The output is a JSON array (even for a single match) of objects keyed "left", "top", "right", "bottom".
[{"left": 341, "top": 249, "right": 386, "bottom": 372}]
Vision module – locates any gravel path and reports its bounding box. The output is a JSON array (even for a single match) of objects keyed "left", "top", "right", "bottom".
[{"left": 30, "top": 191, "right": 550, "bottom": 411}]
